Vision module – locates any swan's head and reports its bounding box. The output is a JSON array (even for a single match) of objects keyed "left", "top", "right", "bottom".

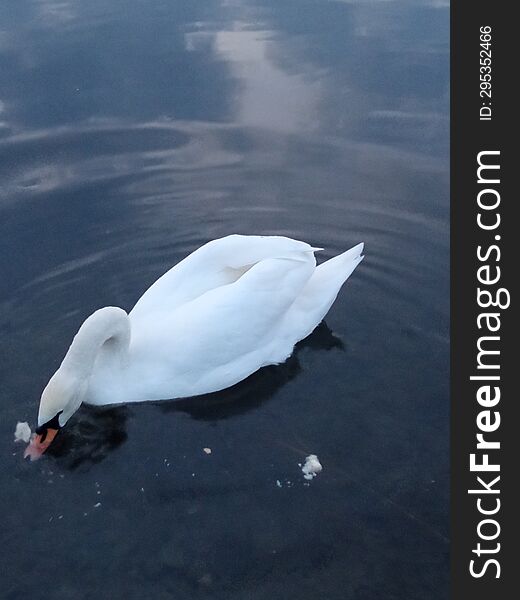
[{"left": 24, "top": 368, "right": 87, "bottom": 460}]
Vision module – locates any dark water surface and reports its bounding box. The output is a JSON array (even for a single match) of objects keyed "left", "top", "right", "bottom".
[{"left": 0, "top": 1, "right": 449, "bottom": 599}]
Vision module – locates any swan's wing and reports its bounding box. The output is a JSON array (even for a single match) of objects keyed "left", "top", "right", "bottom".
[
  {"left": 130, "top": 234, "right": 318, "bottom": 323},
  {"left": 126, "top": 249, "right": 317, "bottom": 399}
]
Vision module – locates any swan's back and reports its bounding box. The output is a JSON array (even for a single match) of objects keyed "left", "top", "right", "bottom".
[{"left": 130, "top": 235, "right": 318, "bottom": 324}]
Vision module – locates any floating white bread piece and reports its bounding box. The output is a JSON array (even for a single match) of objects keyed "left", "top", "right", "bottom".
[
  {"left": 302, "top": 454, "right": 323, "bottom": 480},
  {"left": 14, "top": 422, "right": 32, "bottom": 443}
]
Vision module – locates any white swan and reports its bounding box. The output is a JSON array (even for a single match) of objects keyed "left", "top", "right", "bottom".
[{"left": 25, "top": 235, "right": 363, "bottom": 458}]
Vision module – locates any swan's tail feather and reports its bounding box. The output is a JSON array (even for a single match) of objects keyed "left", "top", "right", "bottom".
[
  {"left": 278, "top": 243, "right": 364, "bottom": 346},
  {"left": 315, "top": 242, "right": 364, "bottom": 284}
]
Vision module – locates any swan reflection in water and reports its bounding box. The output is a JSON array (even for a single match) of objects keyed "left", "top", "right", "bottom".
[{"left": 45, "top": 321, "right": 344, "bottom": 469}]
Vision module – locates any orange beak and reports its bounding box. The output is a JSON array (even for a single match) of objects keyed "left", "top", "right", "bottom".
[{"left": 24, "top": 428, "right": 59, "bottom": 461}]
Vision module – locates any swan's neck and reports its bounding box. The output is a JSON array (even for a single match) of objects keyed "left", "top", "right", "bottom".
[{"left": 60, "top": 307, "right": 131, "bottom": 381}]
